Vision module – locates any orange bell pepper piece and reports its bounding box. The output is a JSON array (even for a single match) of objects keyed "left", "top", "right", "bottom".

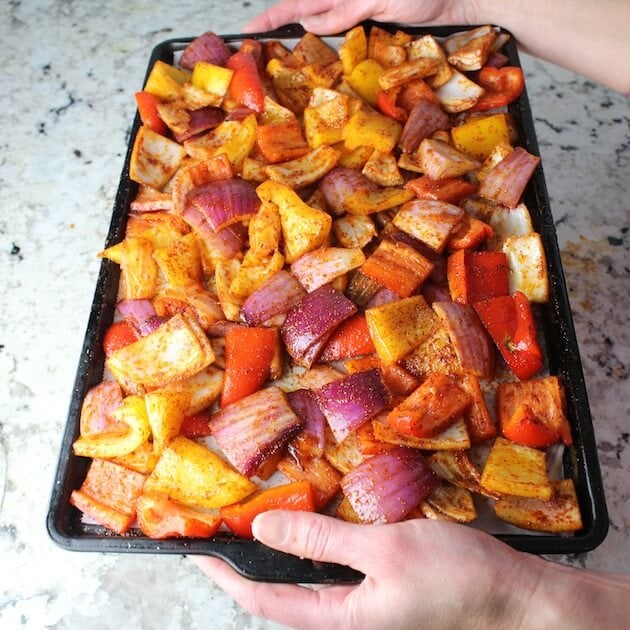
[
  {"left": 137, "top": 491, "right": 222, "bottom": 539},
  {"left": 471, "top": 66, "right": 525, "bottom": 112},
  {"left": 134, "top": 91, "right": 168, "bottom": 135},
  {"left": 220, "top": 326, "right": 279, "bottom": 407},
  {"left": 447, "top": 215, "right": 494, "bottom": 251},
  {"left": 387, "top": 372, "right": 472, "bottom": 438},
  {"left": 256, "top": 119, "right": 310, "bottom": 163},
  {"left": 226, "top": 50, "right": 265, "bottom": 113},
  {"left": 220, "top": 481, "right": 315, "bottom": 539},
  {"left": 405, "top": 175, "right": 478, "bottom": 205},
  {"left": 70, "top": 459, "right": 147, "bottom": 534},
  {"left": 376, "top": 87, "right": 407, "bottom": 123}
]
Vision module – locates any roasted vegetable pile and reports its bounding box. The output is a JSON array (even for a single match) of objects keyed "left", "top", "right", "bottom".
[{"left": 70, "top": 25, "right": 582, "bottom": 540}]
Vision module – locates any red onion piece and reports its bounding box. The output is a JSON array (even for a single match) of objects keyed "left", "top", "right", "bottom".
[
  {"left": 240, "top": 270, "right": 307, "bottom": 326},
  {"left": 182, "top": 205, "right": 247, "bottom": 258},
  {"left": 209, "top": 386, "right": 303, "bottom": 477},
  {"left": 286, "top": 389, "right": 327, "bottom": 452},
  {"left": 315, "top": 369, "right": 390, "bottom": 443},
  {"left": 478, "top": 147, "right": 540, "bottom": 208},
  {"left": 225, "top": 106, "right": 257, "bottom": 122},
  {"left": 319, "top": 167, "right": 376, "bottom": 215},
  {"left": 398, "top": 100, "right": 451, "bottom": 154},
  {"left": 421, "top": 282, "right": 452, "bottom": 305},
  {"left": 485, "top": 52, "right": 509, "bottom": 69},
  {"left": 186, "top": 178, "right": 260, "bottom": 233},
  {"left": 365, "top": 286, "right": 399, "bottom": 309},
  {"left": 341, "top": 447, "right": 439, "bottom": 523},
  {"left": 80, "top": 381, "right": 125, "bottom": 436},
  {"left": 179, "top": 32, "right": 232, "bottom": 70},
  {"left": 173, "top": 107, "right": 224, "bottom": 143},
  {"left": 116, "top": 299, "right": 164, "bottom": 336},
  {"left": 281, "top": 284, "right": 357, "bottom": 367},
  {"left": 432, "top": 301, "right": 495, "bottom": 379}
]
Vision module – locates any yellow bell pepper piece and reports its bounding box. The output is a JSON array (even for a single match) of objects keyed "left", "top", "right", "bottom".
[
  {"left": 191, "top": 62, "right": 234, "bottom": 98},
  {"left": 144, "top": 60, "right": 191, "bottom": 101},
  {"left": 342, "top": 110, "right": 402, "bottom": 153},
  {"left": 345, "top": 58, "right": 384, "bottom": 105},
  {"left": 451, "top": 113, "right": 512, "bottom": 161}
]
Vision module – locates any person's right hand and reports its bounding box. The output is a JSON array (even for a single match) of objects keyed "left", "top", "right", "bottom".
[
  {"left": 193, "top": 510, "right": 546, "bottom": 629},
  {"left": 243, "top": 0, "right": 477, "bottom": 36}
]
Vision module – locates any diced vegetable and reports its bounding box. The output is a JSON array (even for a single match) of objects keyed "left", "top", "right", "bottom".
[
  {"left": 209, "top": 386, "right": 303, "bottom": 476},
  {"left": 473, "top": 292, "right": 543, "bottom": 381},
  {"left": 447, "top": 249, "right": 510, "bottom": 304},
  {"left": 495, "top": 479, "right": 583, "bottom": 532},
  {"left": 144, "top": 436, "right": 257, "bottom": 508},
  {"left": 220, "top": 481, "right": 315, "bottom": 539},
  {"left": 221, "top": 326, "right": 279, "bottom": 407},
  {"left": 481, "top": 437, "right": 552, "bottom": 500},
  {"left": 497, "top": 376, "right": 572, "bottom": 446},
  {"left": 366, "top": 295, "right": 437, "bottom": 365},
  {"left": 315, "top": 369, "right": 390, "bottom": 443},
  {"left": 70, "top": 459, "right": 147, "bottom": 534},
  {"left": 387, "top": 373, "right": 472, "bottom": 439},
  {"left": 281, "top": 284, "right": 357, "bottom": 367},
  {"left": 341, "top": 447, "right": 439, "bottom": 523}
]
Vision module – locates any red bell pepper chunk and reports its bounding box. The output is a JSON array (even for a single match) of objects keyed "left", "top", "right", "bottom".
[
  {"left": 103, "top": 320, "right": 140, "bottom": 357},
  {"left": 220, "top": 326, "right": 279, "bottom": 407},
  {"left": 471, "top": 66, "right": 525, "bottom": 112},
  {"left": 447, "top": 249, "right": 510, "bottom": 304},
  {"left": 137, "top": 492, "right": 222, "bottom": 539},
  {"left": 405, "top": 175, "right": 478, "bottom": 204},
  {"left": 226, "top": 51, "right": 265, "bottom": 114},
  {"left": 376, "top": 87, "right": 408, "bottom": 123},
  {"left": 319, "top": 314, "right": 376, "bottom": 362},
  {"left": 134, "top": 91, "right": 168, "bottom": 135},
  {"left": 501, "top": 406, "right": 560, "bottom": 448},
  {"left": 220, "top": 481, "right": 315, "bottom": 539},
  {"left": 180, "top": 411, "right": 213, "bottom": 438},
  {"left": 473, "top": 291, "right": 543, "bottom": 381}
]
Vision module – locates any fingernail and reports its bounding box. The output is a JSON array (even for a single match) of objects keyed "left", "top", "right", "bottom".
[
  {"left": 252, "top": 511, "right": 288, "bottom": 545},
  {"left": 300, "top": 16, "right": 322, "bottom": 30}
]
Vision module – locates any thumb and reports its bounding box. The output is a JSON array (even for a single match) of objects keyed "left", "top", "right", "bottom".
[
  {"left": 252, "top": 510, "right": 375, "bottom": 572},
  {"left": 301, "top": 0, "right": 378, "bottom": 35}
]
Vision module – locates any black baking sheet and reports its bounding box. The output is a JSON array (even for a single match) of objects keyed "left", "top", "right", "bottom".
[{"left": 47, "top": 22, "right": 609, "bottom": 583}]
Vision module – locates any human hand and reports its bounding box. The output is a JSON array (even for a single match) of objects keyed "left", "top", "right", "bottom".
[
  {"left": 243, "top": 0, "right": 478, "bottom": 36},
  {"left": 192, "top": 510, "right": 542, "bottom": 629}
]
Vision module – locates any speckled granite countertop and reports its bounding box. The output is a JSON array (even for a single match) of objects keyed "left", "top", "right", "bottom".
[{"left": 0, "top": 1, "right": 628, "bottom": 628}]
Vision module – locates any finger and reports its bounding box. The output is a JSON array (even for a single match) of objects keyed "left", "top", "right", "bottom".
[
  {"left": 242, "top": 0, "right": 336, "bottom": 33},
  {"left": 191, "top": 555, "right": 355, "bottom": 629},
  {"left": 300, "top": 0, "right": 379, "bottom": 34},
  {"left": 252, "top": 510, "right": 377, "bottom": 573}
]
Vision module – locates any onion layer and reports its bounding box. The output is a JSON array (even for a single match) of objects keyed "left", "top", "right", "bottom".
[
  {"left": 341, "top": 447, "right": 439, "bottom": 523},
  {"left": 315, "top": 369, "right": 390, "bottom": 443},
  {"left": 281, "top": 284, "right": 357, "bottom": 367},
  {"left": 240, "top": 270, "right": 307, "bottom": 326},
  {"left": 209, "top": 386, "right": 303, "bottom": 477},
  {"left": 186, "top": 178, "right": 260, "bottom": 232},
  {"left": 432, "top": 301, "right": 495, "bottom": 379}
]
